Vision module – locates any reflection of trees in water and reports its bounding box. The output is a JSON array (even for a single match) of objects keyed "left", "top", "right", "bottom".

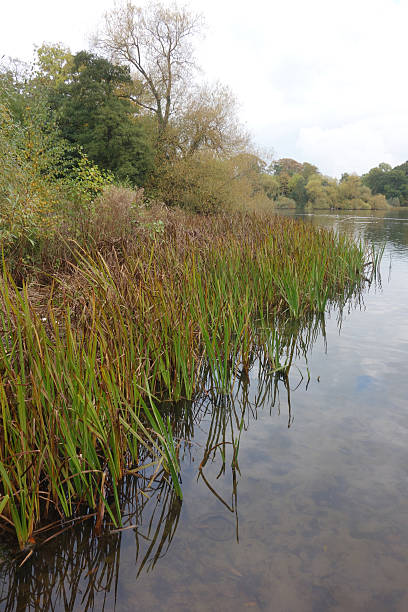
[
  {"left": 302, "top": 209, "right": 408, "bottom": 252},
  {"left": 0, "top": 312, "right": 343, "bottom": 611}
]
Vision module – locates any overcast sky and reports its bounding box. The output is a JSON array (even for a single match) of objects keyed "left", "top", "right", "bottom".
[{"left": 1, "top": 0, "right": 407, "bottom": 177}]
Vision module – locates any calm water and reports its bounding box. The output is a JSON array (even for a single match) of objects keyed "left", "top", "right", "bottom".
[{"left": 1, "top": 210, "right": 408, "bottom": 611}]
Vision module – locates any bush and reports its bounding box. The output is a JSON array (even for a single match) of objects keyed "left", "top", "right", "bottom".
[
  {"left": 347, "top": 198, "right": 365, "bottom": 209},
  {"left": 370, "top": 194, "right": 389, "bottom": 210},
  {"left": 356, "top": 200, "right": 371, "bottom": 210},
  {"left": 0, "top": 95, "right": 117, "bottom": 272},
  {"left": 311, "top": 197, "right": 331, "bottom": 209},
  {"left": 0, "top": 102, "right": 64, "bottom": 254},
  {"left": 90, "top": 185, "right": 144, "bottom": 243},
  {"left": 153, "top": 153, "right": 273, "bottom": 214},
  {"left": 275, "top": 196, "right": 296, "bottom": 209}
]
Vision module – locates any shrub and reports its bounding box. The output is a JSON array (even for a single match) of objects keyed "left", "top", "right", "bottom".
[
  {"left": 90, "top": 185, "right": 145, "bottom": 243},
  {"left": 370, "top": 194, "right": 389, "bottom": 210},
  {"left": 0, "top": 102, "right": 64, "bottom": 255},
  {"left": 275, "top": 196, "right": 296, "bottom": 209},
  {"left": 311, "top": 197, "right": 331, "bottom": 209}
]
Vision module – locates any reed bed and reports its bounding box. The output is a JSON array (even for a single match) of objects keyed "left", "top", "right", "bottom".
[{"left": 0, "top": 210, "right": 373, "bottom": 550}]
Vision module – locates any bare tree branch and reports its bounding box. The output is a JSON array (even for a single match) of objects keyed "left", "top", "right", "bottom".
[{"left": 96, "top": 1, "right": 203, "bottom": 140}]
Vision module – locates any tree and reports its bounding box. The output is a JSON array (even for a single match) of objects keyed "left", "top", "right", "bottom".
[
  {"left": 337, "top": 174, "right": 388, "bottom": 210},
  {"left": 0, "top": 56, "right": 31, "bottom": 121},
  {"left": 362, "top": 164, "right": 390, "bottom": 194},
  {"left": 305, "top": 175, "right": 333, "bottom": 209},
  {"left": 302, "top": 162, "right": 319, "bottom": 180},
  {"left": 33, "top": 43, "right": 73, "bottom": 88},
  {"left": 95, "top": 1, "right": 260, "bottom": 210},
  {"left": 272, "top": 158, "right": 303, "bottom": 176},
  {"left": 288, "top": 173, "right": 307, "bottom": 207},
  {"left": 152, "top": 151, "right": 272, "bottom": 212},
  {"left": 260, "top": 174, "right": 280, "bottom": 200},
  {"left": 362, "top": 162, "right": 408, "bottom": 206},
  {"left": 0, "top": 86, "right": 76, "bottom": 252},
  {"left": 97, "top": 1, "right": 202, "bottom": 141},
  {"left": 277, "top": 172, "right": 290, "bottom": 196},
  {"left": 394, "top": 161, "right": 408, "bottom": 175},
  {"left": 53, "top": 51, "right": 153, "bottom": 185},
  {"left": 174, "top": 83, "right": 249, "bottom": 158}
]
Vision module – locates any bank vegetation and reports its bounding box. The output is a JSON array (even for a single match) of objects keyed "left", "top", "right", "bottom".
[{"left": 0, "top": 1, "right": 381, "bottom": 551}]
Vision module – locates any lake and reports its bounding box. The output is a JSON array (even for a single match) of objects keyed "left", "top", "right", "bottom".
[{"left": 1, "top": 209, "right": 408, "bottom": 611}]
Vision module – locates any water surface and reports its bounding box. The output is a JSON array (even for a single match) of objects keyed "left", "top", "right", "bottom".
[{"left": 1, "top": 209, "right": 408, "bottom": 611}]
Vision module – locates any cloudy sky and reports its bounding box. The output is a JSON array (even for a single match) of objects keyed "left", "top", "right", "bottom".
[{"left": 1, "top": 0, "right": 407, "bottom": 176}]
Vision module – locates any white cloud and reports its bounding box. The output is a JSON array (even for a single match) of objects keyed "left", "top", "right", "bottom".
[
  {"left": 0, "top": 0, "right": 113, "bottom": 61},
  {"left": 188, "top": 0, "right": 408, "bottom": 174},
  {"left": 2, "top": 0, "right": 408, "bottom": 176},
  {"left": 296, "top": 113, "right": 408, "bottom": 177}
]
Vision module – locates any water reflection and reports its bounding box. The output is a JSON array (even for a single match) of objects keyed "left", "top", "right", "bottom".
[
  {"left": 0, "top": 311, "right": 332, "bottom": 611},
  {"left": 1, "top": 210, "right": 408, "bottom": 611},
  {"left": 294, "top": 208, "right": 408, "bottom": 254},
  {"left": 0, "top": 476, "right": 183, "bottom": 611}
]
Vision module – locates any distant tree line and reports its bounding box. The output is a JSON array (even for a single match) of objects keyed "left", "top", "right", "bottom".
[
  {"left": 263, "top": 158, "right": 389, "bottom": 210},
  {"left": 1, "top": 0, "right": 404, "bottom": 257},
  {"left": 362, "top": 162, "right": 408, "bottom": 207}
]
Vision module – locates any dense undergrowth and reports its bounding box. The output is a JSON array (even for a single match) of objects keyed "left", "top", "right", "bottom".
[{"left": 0, "top": 206, "right": 374, "bottom": 551}]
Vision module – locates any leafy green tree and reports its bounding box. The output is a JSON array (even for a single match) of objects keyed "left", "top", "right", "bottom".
[
  {"left": 338, "top": 174, "right": 366, "bottom": 200},
  {"left": 305, "top": 175, "right": 335, "bottom": 209},
  {"left": 260, "top": 174, "right": 280, "bottom": 200},
  {"left": 382, "top": 169, "right": 408, "bottom": 204},
  {"left": 33, "top": 43, "right": 74, "bottom": 88},
  {"left": 0, "top": 91, "right": 73, "bottom": 252},
  {"left": 394, "top": 161, "right": 408, "bottom": 175},
  {"left": 0, "top": 57, "right": 30, "bottom": 121},
  {"left": 362, "top": 162, "right": 408, "bottom": 206},
  {"left": 269, "top": 159, "right": 318, "bottom": 208},
  {"left": 53, "top": 51, "right": 153, "bottom": 185},
  {"left": 302, "top": 162, "right": 319, "bottom": 180},
  {"left": 272, "top": 158, "right": 304, "bottom": 176},
  {"left": 288, "top": 173, "right": 307, "bottom": 207},
  {"left": 362, "top": 164, "right": 390, "bottom": 194},
  {"left": 338, "top": 174, "right": 388, "bottom": 209}
]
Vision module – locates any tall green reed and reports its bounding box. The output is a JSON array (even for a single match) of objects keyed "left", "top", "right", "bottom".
[{"left": 0, "top": 211, "right": 377, "bottom": 548}]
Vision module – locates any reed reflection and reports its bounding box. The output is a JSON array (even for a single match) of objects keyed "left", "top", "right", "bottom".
[
  {"left": 0, "top": 311, "right": 342, "bottom": 612},
  {"left": 191, "top": 314, "right": 327, "bottom": 538},
  {"left": 0, "top": 472, "right": 182, "bottom": 611}
]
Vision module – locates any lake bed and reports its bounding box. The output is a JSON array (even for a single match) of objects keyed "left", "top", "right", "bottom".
[{"left": 1, "top": 209, "right": 408, "bottom": 612}]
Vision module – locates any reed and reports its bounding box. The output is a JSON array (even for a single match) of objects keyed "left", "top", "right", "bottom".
[{"left": 0, "top": 210, "right": 375, "bottom": 549}]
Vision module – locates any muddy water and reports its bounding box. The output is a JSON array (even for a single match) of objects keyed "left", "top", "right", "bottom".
[{"left": 1, "top": 209, "right": 408, "bottom": 611}]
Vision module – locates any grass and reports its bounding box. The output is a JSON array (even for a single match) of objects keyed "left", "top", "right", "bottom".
[{"left": 0, "top": 208, "right": 375, "bottom": 550}]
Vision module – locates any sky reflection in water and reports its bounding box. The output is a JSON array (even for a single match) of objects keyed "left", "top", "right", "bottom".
[{"left": 1, "top": 210, "right": 408, "bottom": 612}]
